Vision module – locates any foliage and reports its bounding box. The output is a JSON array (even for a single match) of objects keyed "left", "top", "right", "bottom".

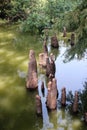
[
  {"left": 0, "top": 0, "right": 83, "bottom": 34},
  {"left": 48, "top": 0, "right": 82, "bottom": 31},
  {"left": 0, "top": 0, "right": 12, "bottom": 19},
  {"left": 21, "top": 12, "right": 49, "bottom": 34},
  {"left": 21, "top": 0, "right": 80, "bottom": 34},
  {"left": 0, "top": 0, "right": 28, "bottom": 21},
  {"left": 61, "top": 0, "right": 87, "bottom": 61}
]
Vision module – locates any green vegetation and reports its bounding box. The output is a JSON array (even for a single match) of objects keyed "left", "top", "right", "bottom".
[{"left": 61, "top": 0, "right": 87, "bottom": 61}]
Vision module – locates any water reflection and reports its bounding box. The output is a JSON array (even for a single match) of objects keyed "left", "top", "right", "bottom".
[
  {"left": 55, "top": 41, "right": 87, "bottom": 93},
  {"left": 37, "top": 40, "right": 87, "bottom": 130},
  {"left": 47, "top": 39, "right": 87, "bottom": 93},
  {"left": 38, "top": 74, "right": 53, "bottom": 130}
]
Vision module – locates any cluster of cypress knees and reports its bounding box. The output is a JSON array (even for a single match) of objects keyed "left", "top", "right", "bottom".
[{"left": 26, "top": 31, "right": 87, "bottom": 124}]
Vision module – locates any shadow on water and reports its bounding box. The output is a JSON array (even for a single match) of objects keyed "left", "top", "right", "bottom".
[{"left": 0, "top": 23, "right": 87, "bottom": 130}]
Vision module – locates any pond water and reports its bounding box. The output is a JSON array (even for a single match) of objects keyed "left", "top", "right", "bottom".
[
  {"left": 38, "top": 39, "right": 87, "bottom": 130},
  {"left": 55, "top": 41, "right": 87, "bottom": 94},
  {"left": 0, "top": 23, "right": 87, "bottom": 130}
]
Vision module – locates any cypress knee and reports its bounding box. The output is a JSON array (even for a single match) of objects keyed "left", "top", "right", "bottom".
[
  {"left": 26, "top": 50, "right": 38, "bottom": 89},
  {"left": 51, "top": 33, "right": 59, "bottom": 48},
  {"left": 61, "top": 87, "right": 66, "bottom": 106},
  {"left": 46, "top": 57, "right": 51, "bottom": 77},
  {"left": 46, "top": 78, "right": 58, "bottom": 110},
  {"left": 84, "top": 112, "right": 87, "bottom": 124},
  {"left": 72, "top": 91, "right": 79, "bottom": 113},
  {"left": 35, "top": 95, "right": 42, "bottom": 116},
  {"left": 43, "top": 40, "right": 48, "bottom": 55},
  {"left": 70, "top": 33, "right": 75, "bottom": 46}
]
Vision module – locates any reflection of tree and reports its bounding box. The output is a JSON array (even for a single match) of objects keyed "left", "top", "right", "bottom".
[
  {"left": 66, "top": 81, "right": 87, "bottom": 123},
  {"left": 38, "top": 36, "right": 87, "bottom": 128},
  {"left": 80, "top": 81, "right": 87, "bottom": 113},
  {"left": 63, "top": 43, "right": 86, "bottom": 63}
]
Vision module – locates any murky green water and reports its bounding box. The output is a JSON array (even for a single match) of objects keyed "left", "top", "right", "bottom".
[{"left": 0, "top": 21, "right": 87, "bottom": 130}]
